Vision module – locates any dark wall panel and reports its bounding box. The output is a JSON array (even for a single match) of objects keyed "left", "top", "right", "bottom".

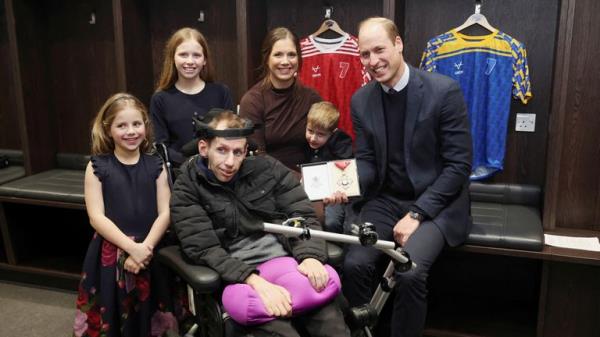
[
  {"left": 45, "top": 0, "right": 118, "bottom": 154},
  {"left": 13, "top": 0, "right": 56, "bottom": 172},
  {"left": 427, "top": 252, "right": 540, "bottom": 336},
  {"left": 148, "top": 0, "right": 239, "bottom": 101},
  {"left": 240, "top": 0, "right": 268, "bottom": 90},
  {"left": 541, "top": 262, "right": 600, "bottom": 336},
  {"left": 403, "top": 0, "right": 559, "bottom": 186},
  {"left": 264, "top": 0, "right": 382, "bottom": 38},
  {"left": 0, "top": 1, "right": 20, "bottom": 150},
  {"left": 556, "top": 0, "right": 600, "bottom": 230},
  {"left": 121, "top": 0, "right": 153, "bottom": 106}
]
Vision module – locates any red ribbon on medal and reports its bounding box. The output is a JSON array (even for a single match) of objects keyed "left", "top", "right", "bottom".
[{"left": 334, "top": 160, "right": 351, "bottom": 171}]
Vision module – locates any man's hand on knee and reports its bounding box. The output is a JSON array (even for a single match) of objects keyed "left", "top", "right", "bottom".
[
  {"left": 298, "top": 258, "right": 329, "bottom": 291},
  {"left": 393, "top": 214, "right": 420, "bottom": 246}
]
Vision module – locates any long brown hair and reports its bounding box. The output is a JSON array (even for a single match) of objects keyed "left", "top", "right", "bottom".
[
  {"left": 155, "top": 27, "right": 215, "bottom": 92},
  {"left": 258, "top": 27, "right": 302, "bottom": 87},
  {"left": 91, "top": 93, "right": 153, "bottom": 155}
]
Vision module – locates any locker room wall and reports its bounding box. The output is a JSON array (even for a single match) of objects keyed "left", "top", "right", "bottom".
[
  {"left": 545, "top": 0, "right": 600, "bottom": 231},
  {"left": 3, "top": 0, "right": 598, "bottom": 234},
  {"left": 0, "top": 1, "right": 20, "bottom": 150},
  {"left": 2, "top": 1, "right": 600, "bottom": 336}
]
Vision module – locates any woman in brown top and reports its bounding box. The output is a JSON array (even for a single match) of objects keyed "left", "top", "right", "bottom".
[{"left": 239, "top": 27, "right": 322, "bottom": 171}]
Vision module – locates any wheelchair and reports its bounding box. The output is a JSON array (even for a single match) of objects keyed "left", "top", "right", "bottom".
[
  {"left": 157, "top": 242, "right": 345, "bottom": 337},
  {"left": 152, "top": 143, "right": 412, "bottom": 337},
  {"left": 153, "top": 142, "right": 347, "bottom": 336}
]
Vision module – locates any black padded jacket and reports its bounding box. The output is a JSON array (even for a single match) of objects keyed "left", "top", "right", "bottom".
[{"left": 170, "top": 154, "right": 326, "bottom": 284}]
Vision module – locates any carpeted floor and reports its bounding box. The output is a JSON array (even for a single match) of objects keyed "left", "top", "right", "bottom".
[{"left": 0, "top": 281, "right": 76, "bottom": 337}]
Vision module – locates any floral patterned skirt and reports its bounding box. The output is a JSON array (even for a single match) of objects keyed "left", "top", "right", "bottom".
[{"left": 73, "top": 233, "right": 188, "bottom": 337}]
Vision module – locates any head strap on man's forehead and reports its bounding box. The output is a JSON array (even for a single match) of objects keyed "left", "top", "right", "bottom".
[
  {"left": 196, "top": 124, "right": 256, "bottom": 139},
  {"left": 193, "top": 108, "right": 258, "bottom": 140}
]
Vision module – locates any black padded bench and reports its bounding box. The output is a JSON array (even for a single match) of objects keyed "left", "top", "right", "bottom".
[
  {"left": 466, "top": 182, "right": 543, "bottom": 251},
  {"left": 0, "top": 149, "right": 26, "bottom": 185},
  {"left": 0, "top": 153, "right": 88, "bottom": 208},
  {"left": 0, "top": 153, "right": 89, "bottom": 282}
]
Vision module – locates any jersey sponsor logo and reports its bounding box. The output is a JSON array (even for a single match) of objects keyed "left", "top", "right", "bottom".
[
  {"left": 454, "top": 61, "right": 464, "bottom": 75},
  {"left": 312, "top": 65, "right": 321, "bottom": 78}
]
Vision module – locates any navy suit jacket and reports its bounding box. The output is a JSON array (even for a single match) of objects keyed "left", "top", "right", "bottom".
[{"left": 350, "top": 65, "right": 472, "bottom": 246}]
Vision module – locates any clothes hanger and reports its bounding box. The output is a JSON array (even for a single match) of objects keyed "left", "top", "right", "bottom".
[
  {"left": 311, "top": 6, "right": 346, "bottom": 38},
  {"left": 312, "top": 19, "right": 346, "bottom": 37},
  {"left": 454, "top": 0, "right": 496, "bottom": 33}
]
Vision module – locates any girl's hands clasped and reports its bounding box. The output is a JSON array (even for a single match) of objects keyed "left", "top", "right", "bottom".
[
  {"left": 124, "top": 256, "right": 143, "bottom": 274},
  {"left": 127, "top": 242, "right": 153, "bottom": 267}
]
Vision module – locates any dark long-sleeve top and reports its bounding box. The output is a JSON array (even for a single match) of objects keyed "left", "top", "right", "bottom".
[
  {"left": 150, "top": 83, "right": 234, "bottom": 165},
  {"left": 239, "top": 80, "right": 321, "bottom": 171}
]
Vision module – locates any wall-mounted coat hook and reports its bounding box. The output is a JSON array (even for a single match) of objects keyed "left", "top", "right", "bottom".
[
  {"left": 89, "top": 11, "right": 96, "bottom": 25},
  {"left": 197, "top": 10, "right": 205, "bottom": 22},
  {"left": 324, "top": 6, "right": 333, "bottom": 20}
]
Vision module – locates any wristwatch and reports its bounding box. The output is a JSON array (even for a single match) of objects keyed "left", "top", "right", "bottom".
[{"left": 408, "top": 210, "right": 425, "bottom": 222}]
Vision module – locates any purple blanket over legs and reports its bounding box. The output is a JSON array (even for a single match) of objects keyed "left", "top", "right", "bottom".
[{"left": 222, "top": 256, "right": 341, "bottom": 325}]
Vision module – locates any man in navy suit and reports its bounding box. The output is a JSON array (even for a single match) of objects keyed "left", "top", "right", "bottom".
[{"left": 328, "top": 17, "right": 472, "bottom": 337}]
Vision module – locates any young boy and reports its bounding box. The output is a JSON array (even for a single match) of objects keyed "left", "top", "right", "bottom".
[
  {"left": 305, "top": 102, "right": 353, "bottom": 163},
  {"left": 304, "top": 102, "right": 354, "bottom": 233}
]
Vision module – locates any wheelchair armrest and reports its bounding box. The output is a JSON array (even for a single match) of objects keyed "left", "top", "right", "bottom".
[
  {"left": 158, "top": 243, "right": 343, "bottom": 293},
  {"left": 157, "top": 245, "right": 221, "bottom": 293}
]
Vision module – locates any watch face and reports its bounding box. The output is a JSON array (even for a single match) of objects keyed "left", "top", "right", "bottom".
[{"left": 410, "top": 211, "right": 423, "bottom": 221}]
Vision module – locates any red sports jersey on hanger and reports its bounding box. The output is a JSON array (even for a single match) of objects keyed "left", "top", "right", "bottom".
[{"left": 299, "top": 34, "right": 370, "bottom": 140}]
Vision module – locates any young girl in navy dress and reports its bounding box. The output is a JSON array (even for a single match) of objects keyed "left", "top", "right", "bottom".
[{"left": 73, "top": 93, "right": 176, "bottom": 337}]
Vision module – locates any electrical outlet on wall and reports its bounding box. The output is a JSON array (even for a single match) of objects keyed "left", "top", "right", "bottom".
[{"left": 515, "top": 113, "right": 536, "bottom": 132}]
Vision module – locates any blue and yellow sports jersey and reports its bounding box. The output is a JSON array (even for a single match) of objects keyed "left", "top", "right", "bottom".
[{"left": 420, "top": 30, "right": 532, "bottom": 180}]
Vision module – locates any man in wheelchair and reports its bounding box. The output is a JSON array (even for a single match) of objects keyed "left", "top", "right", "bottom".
[{"left": 170, "top": 109, "right": 351, "bottom": 337}]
